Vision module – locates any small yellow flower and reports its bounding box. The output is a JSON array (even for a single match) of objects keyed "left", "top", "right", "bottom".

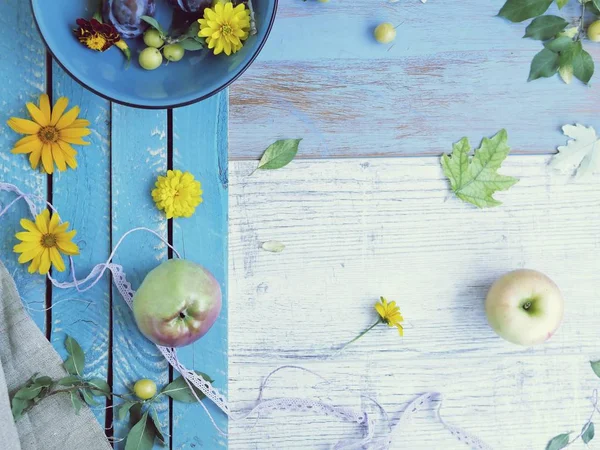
[
  {"left": 152, "top": 170, "right": 203, "bottom": 219},
  {"left": 14, "top": 210, "right": 79, "bottom": 275},
  {"left": 7, "top": 94, "right": 91, "bottom": 174},
  {"left": 198, "top": 1, "right": 251, "bottom": 56},
  {"left": 375, "top": 297, "right": 404, "bottom": 336}
]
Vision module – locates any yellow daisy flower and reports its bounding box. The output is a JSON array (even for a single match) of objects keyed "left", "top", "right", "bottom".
[
  {"left": 198, "top": 1, "right": 251, "bottom": 56},
  {"left": 14, "top": 210, "right": 79, "bottom": 275},
  {"left": 7, "top": 94, "right": 91, "bottom": 174},
  {"left": 152, "top": 170, "right": 203, "bottom": 219},
  {"left": 375, "top": 296, "right": 404, "bottom": 336}
]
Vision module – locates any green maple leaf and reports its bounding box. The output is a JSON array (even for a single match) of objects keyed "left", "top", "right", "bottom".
[{"left": 441, "top": 129, "right": 518, "bottom": 208}]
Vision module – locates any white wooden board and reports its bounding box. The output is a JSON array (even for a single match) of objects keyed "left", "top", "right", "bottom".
[{"left": 227, "top": 156, "right": 600, "bottom": 449}]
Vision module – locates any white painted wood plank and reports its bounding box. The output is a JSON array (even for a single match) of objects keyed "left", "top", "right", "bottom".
[{"left": 228, "top": 156, "right": 600, "bottom": 449}]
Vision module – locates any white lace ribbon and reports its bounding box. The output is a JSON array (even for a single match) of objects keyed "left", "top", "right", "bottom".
[{"left": 0, "top": 181, "right": 493, "bottom": 450}]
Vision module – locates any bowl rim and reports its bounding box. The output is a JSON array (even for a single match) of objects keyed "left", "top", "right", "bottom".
[{"left": 29, "top": 0, "right": 278, "bottom": 109}]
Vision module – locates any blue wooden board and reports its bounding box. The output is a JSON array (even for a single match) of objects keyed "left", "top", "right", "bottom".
[{"left": 0, "top": 2, "right": 229, "bottom": 449}]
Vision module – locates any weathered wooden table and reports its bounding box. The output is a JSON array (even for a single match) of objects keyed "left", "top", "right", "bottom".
[{"left": 2, "top": 0, "right": 600, "bottom": 449}]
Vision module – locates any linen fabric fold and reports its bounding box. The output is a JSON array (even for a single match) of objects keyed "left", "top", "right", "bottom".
[{"left": 0, "top": 259, "right": 112, "bottom": 450}]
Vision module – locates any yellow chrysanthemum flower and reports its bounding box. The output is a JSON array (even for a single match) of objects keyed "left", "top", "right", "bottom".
[
  {"left": 152, "top": 170, "right": 203, "bottom": 219},
  {"left": 14, "top": 210, "right": 79, "bottom": 275},
  {"left": 375, "top": 297, "right": 404, "bottom": 336},
  {"left": 7, "top": 94, "right": 91, "bottom": 174},
  {"left": 198, "top": 1, "right": 251, "bottom": 56}
]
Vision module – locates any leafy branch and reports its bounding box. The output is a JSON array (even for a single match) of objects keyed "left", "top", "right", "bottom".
[
  {"left": 10, "top": 335, "right": 214, "bottom": 450},
  {"left": 498, "top": 0, "right": 598, "bottom": 84}
]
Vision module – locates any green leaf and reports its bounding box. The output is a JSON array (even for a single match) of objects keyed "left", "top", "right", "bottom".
[
  {"left": 588, "top": 1, "right": 600, "bottom": 15},
  {"left": 528, "top": 48, "right": 560, "bottom": 81},
  {"left": 591, "top": 360, "right": 600, "bottom": 378},
  {"left": 556, "top": 0, "right": 569, "bottom": 8},
  {"left": 441, "top": 130, "right": 518, "bottom": 208},
  {"left": 558, "top": 64, "right": 573, "bottom": 84},
  {"left": 11, "top": 397, "right": 31, "bottom": 420},
  {"left": 117, "top": 401, "right": 137, "bottom": 421},
  {"left": 14, "top": 385, "right": 44, "bottom": 400},
  {"left": 544, "top": 36, "right": 574, "bottom": 53},
  {"left": 33, "top": 376, "right": 53, "bottom": 388},
  {"left": 80, "top": 388, "right": 100, "bottom": 406},
  {"left": 64, "top": 335, "right": 85, "bottom": 376},
  {"left": 184, "top": 21, "right": 200, "bottom": 38},
  {"left": 572, "top": 47, "right": 594, "bottom": 85},
  {"left": 129, "top": 403, "right": 143, "bottom": 426},
  {"left": 149, "top": 408, "right": 166, "bottom": 444},
  {"left": 583, "top": 422, "right": 595, "bottom": 444},
  {"left": 180, "top": 38, "right": 204, "bottom": 51},
  {"left": 498, "top": 0, "right": 554, "bottom": 23},
  {"left": 257, "top": 139, "right": 302, "bottom": 171},
  {"left": 546, "top": 433, "right": 570, "bottom": 450},
  {"left": 87, "top": 378, "right": 111, "bottom": 396},
  {"left": 57, "top": 375, "right": 81, "bottom": 386},
  {"left": 594, "top": 0, "right": 600, "bottom": 13},
  {"left": 70, "top": 391, "right": 83, "bottom": 415},
  {"left": 161, "top": 372, "right": 213, "bottom": 403},
  {"left": 125, "top": 412, "right": 155, "bottom": 450},
  {"left": 92, "top": 11, "right": 103, "bottom": 23},
  {"left": 524, "top": 15, "right": 568, "bottom": 40},
  {"left": 140, "top": 15, "right": 165, "bottom": 36}
]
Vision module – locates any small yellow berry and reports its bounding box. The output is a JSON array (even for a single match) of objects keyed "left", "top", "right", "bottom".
[
  {"left": 133, "top": 379, "right": 157, "bottom": 400},
  {"left": 374, "top": 23, "right": 396, "bottom": 44},
  {"left": 588, "top": 20, "right": 600, "bottom": 43}
]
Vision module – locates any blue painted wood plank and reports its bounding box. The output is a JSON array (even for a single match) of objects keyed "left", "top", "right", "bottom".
[
  {"left": 0, "top": 0, "right": 47, "bottom": 331},
  {"left": 172, "top": 93, "right": 229, "bottom": 449},
  {"left": 230, "top": 0, "right": 600, "bottom": 158},
  {"left": 50, "top": 61, "right": 111, "bottom": 427},
  {"left": 111, "top": 106, "right": 169, "bottom": 448}
]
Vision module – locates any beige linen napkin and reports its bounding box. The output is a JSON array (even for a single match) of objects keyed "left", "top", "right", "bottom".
[{"left": 0, "top": 260, "right": 112, "bottom": 450}]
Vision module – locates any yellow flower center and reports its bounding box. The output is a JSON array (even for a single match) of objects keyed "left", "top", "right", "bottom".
[
  {"left": 40, "top": 233, "right": 57, "bottom": 248},
  {"left": 86, "top": 34, "right": 107, "bottom": 51},
  {"left": 221, "top": 24, "right": 233, "bottom": 36},
  {"left": 38, "top": 126, "right": 59, "bottom": 144}
]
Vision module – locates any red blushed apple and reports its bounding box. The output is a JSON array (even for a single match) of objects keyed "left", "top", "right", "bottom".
[
  {"left": 485, "top": 269, "right": 564, "bottom": 346},
  {"left": 133, "top": 259, "right": 222, "bottom": 347}
]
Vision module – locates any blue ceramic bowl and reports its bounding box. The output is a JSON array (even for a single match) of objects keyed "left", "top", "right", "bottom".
[{"left": 31, "top": 0, "right": 277, "bottom": 108}]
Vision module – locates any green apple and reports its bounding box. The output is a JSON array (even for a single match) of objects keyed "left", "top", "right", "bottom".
[
  {"left": 485, "top": 269, "right": 564, "bottom": 346},
  {"left": 133, "top": 259, "right": 222, "bottom": 347}
]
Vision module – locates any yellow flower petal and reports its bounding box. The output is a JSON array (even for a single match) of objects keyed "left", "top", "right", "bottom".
[
  {"left": 26, "top": 102, "right": 49, "bottom": 127},
  {"left": 41, "top": 144, "right": 54, "bottom": 174},
  {"left": 52, "top": 144, "right": 67, "bottom": 171},
  {"left": 49, "top": 247, "right": 66, "bottom": 272},
  {"left": 39, "top": 94, "right": 51, "bottom": 123},
  {"left": 39, "top": 249, "right": 51, "bottom": 275},
  {"left": 56, "top": 238, "right": 79, "bottom": 256},
  {"left": 14, "top": 134, "right": 41, "bottom": 149},
  {"left": 35, "top": 211, "right": 50, "bottom": 234},
  {"left": 48, "top": 212, "right": 60, "bottom": 233},
  {"left": 15, "top": 231, "right": 42, "bottom": 242},
  {"left": 29, "top": 147, "right": 42, "bottom": 169},
  {"left": 71, "top": 118, "right": 90, "bottom": 128},
  {"left": 55, "top": 106, "right": 80, "bottom": 130},
  {"left": 50, "top": 97, "right": 69, "bottom": 126},
  {"left": 16, "top": 246, "right": 42, "bottom": 264},
  {"left": 7, "top": 118, "right": 41, "bottom": 135},
  {"left": 14, "top": 241, "right": 42, "bottom": 253},
  {"left": 28, "top": 254, "right": 42, "bottom": 274},
  {"left": 20, "top": 219, "right": 38, "bottom": 233},
  {"left": 60, "top": 127, "right": 91, "bottom": 139}
]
